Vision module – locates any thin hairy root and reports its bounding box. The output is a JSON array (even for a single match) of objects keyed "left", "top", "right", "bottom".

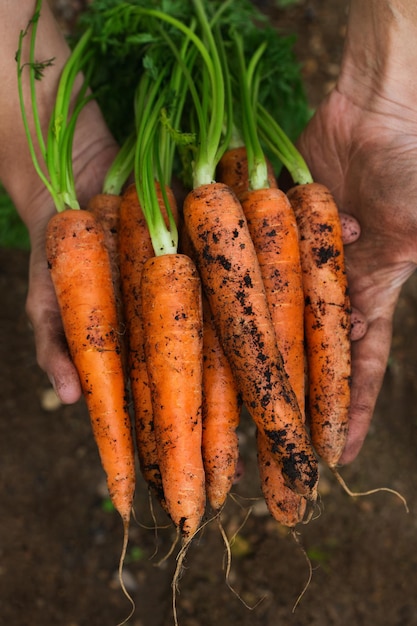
[
  {"left": 172, "top": 517, "right": 216, "bottom": 626},
  {"left": 228, "top": 490, "right": 263, "bottom": 509},
  {"left": 331, "top": 468, "right": 409, "bottom": 513},
  {"left": 146, "top": 490, "right": 162, "bottom": 560},
  {"left": 155, "top": 527, "right": 180, "bottom": 567},
  {"left": 290, "top": 528, "right": 313, "bottom": 613},
  {"left": 217, "top": 516, "right": 265, "bottom": 611},
  {"left": 131, "top": 496, "right": 171, "bottom": 532},
  {"left": 301, "top": 499, "right": 316, "bottom": 525},
  {"left": 116, "top": 518, "right": 136, "bottom": 626}
]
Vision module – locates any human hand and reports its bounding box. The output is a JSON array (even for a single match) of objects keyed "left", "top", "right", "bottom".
[{"left": 297, "top": 87, "right": 417, "bottom": 464}]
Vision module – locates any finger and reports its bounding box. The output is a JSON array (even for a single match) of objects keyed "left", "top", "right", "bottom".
[
  {"left": 340, "top": 212, "right": 360, "bottom": 245},
  {"left": 27, "top": 301, "right": 83, "bottom": 404},
  {"left": 34, "top": 309, "right": 82, "bottom": 405},
  {"left": 339, "top": 315, "right": 393, "bottom": 464},
  {"left": 25, "top": 250, "right": 82, "bottom": 404}
]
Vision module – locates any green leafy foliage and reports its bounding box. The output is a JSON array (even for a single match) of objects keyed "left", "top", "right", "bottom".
[{"left": 76, "top": 0, "right": 310, "bottom": 146}]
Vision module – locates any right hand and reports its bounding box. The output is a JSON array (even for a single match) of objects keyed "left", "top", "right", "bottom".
[{"left": 297, "top": 87, "right": 417, "bottom": 464}]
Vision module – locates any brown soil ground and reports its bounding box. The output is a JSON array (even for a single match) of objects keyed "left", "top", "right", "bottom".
[{"left": 2, "top": 2, "right": 417, "bottom": 625}]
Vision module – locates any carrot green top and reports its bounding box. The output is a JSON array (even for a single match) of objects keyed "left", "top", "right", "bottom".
[{"left": 16, "top": 0, "right": 94, "bottom": 212}]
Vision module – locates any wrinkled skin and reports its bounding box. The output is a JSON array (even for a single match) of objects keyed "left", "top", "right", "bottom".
[{"left": 298, "top": 88, "right": 417, "bottom": 463}]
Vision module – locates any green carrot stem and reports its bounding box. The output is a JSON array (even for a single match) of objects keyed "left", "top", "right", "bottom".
[
  {"left": 17, "top": 1, "right": 95, "bottom": 212},
  {"left": 102, "top": 133, "right": 135, "bottom": 196},
  {"left": 16, "top": 0, "right": 60, "bottom": 208},
  {"left": 233, "top": 32, "right": 269, "bottom": 191},
  {"left": 257, "top": 104, "right": 313, "bottom": 185},
  {"left": 134, "top": 70, "right": 177, "bottom": 256}
]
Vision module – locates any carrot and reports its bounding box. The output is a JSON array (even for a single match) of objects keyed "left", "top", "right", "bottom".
[
  {"left": 17, "top": 12, "right": 136, "bottom": 620},
  {"left": 216, "top": 145, "right": 277, "bottom": 201},
  {"left": 179, "top": 225, "right": 242, "bottom": 513},
  {"left": 141, "top": 253, "right": 205, "bottom": 539},
  {"left": 218, "top": 36, "right": 311, "bottom": 524},
  {"left": 287, "top": 182, "right": 351, "bottom": 468},
  {"left": 119, "top": 181, "right": 178, "bottom": 509},
  {"left": 17, "top": 0, "right": 136, "bottom": 524},
  {"left": 241, "top": 187, "right": 309, "bottom": 524},
  {"left": 257, "top": 99, "right": 413, "bottom": 514},
  {"left": 118, "top": 183, "right": 161, "bottom": 503},
  {"left": 260, "top": 91, "right": 350, "bottom": 469},
  {"left": 217, "top": 158, "right": 309, "bottom": 525},
  {"left": 201, "top": 296, "right": 242, "bottom": 512},
  {"left": 258, "top": 105, "right": 352, "bottom": 468},
  {"left": 180, "top": 227, "right": 240, "bottom": 513},
  {"left": 183, "top": 182, "right": 318, "bottom": 500},
  {"left": 130, "top": 39, "right": 206, "bottom": 543},
  {"left": 235, "top": 186, "right": 306, "bottom": 414},
  {"left": 46, "top": 209, "right": 136, "bottom": 521}
]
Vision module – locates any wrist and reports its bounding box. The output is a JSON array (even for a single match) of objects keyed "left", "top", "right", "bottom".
[{"left": 338, "top": 0, "right": 417, "bottom": 119}]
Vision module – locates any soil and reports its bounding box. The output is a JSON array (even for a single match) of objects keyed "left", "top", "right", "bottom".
[{"left": 2, "top": 2, "right": 417, "bottom": 626}]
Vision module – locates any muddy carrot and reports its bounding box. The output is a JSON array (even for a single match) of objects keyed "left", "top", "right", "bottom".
[
  {"left": 287, "top": 183, "right": 351, "bottom": 467},
  {"left": 16, "top": 7, "right": 138, "bottom": 619},
  {"left": 220, "top": 34, "right": 311, "bottom": 523},
  {"left": 201, "top": 296, "right": 242, "bottom": 512},
  {"left": 119, "top": 181, "right": 178, "bottom": 509},
  {"left": 141, "top": 253, "right": 205, "bottom": 539},
  {"left": 258, "top": 104, "right": 352, "bottom": 468},
  {"left": 46, "top": 209, "right": 136, "bottom": 522},
  {"left": 242, "top": 186, "right": 309, "bottom": 523},
  {"left": 133, "top": 43, "right": 206, "bottom": 540}
]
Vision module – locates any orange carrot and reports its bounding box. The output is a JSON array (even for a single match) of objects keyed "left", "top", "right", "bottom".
[
  {"left": 118, "top": 183, "right": 161, "bottom": 505},
  {"left": 119, "top": 182, "right": 179, "bottom": 508},
  {"left": 240, "top": 186, "right": 309, "bottom": 526},
  {"left": 183, "top": 182, "right": 318, "bottom": 500},
  {"left": 201, "top": 296, "right": 242, "bottom": 512},
  {"left": 217, "top": 157, "right": 309, "bottom": 525},
  {"left": 141, "top": 253, "right": 206, "bottom": 539},
  {"left": 216, "top": 146, "right": 277, "bottom": 202},
  {"left": 179, "top": 225, "right": 241, "bottom": 512},
  {"left": 45, "top": 209, "right": 136, "bottom": 524},
  {"left": 287, "top": 182, "right": 351, "bottom": 468},
  {"left": 239, "top": 187, "right": 305, "bottom": 412}
]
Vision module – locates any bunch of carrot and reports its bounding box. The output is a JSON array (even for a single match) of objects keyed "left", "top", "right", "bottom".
[{"left": 18, "top": 0, "right": 352, "bottom": 621}]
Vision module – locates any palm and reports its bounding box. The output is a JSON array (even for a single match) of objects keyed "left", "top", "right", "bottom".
[{"left": 298, "top": 89, "right": 417, "bottom": 463}]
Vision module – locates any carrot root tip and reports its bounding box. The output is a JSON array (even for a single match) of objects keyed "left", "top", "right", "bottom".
[{"left": 115, "top": 518, "right": 136, "bottom": 626}]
